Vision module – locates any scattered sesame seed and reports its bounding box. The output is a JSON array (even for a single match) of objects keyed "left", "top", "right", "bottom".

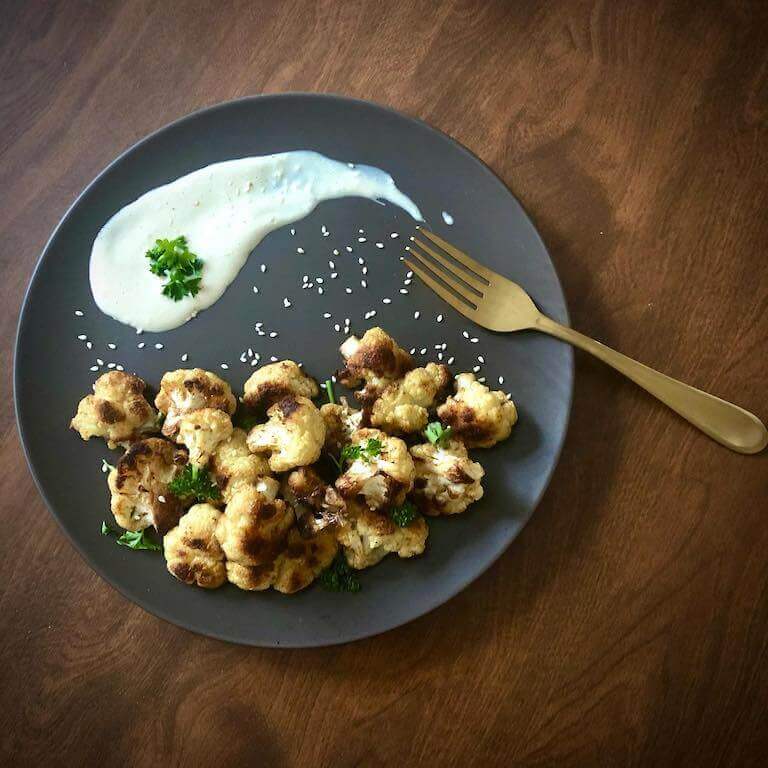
[
  {"left": 136, "top": 328, "right": 143, "bottom": 335},
  {"left": 478, "top": 377, "right": 486, "bottom": 383},
  {"left": 297, "top": 247, "right": 305, "bottom": 254},
  {"left": 400, "top": 289, "right": 409, "bottom": 294},
  {"left": 361, "top": 280, "right": 367, "bottom": 288},
  {"left": 270, "top": 356, "right": 278, "bottom": 362},
  {"left": 345, "top": 246, "right": 353, "bottom": 253},
  {"left": 269, "top": 332, "right": 278, "bottom": 338},
  {"left": 137, "top": 343, "right": 145, "bottom": 349},
  {"left": 260, "top": 264, "right": 267, "bottom": 273},
  {"left": 96, "top": 358, "right": 104, "bottom": 365},
  {"left": 155, "top": 343, "right": 164, "bottom": 350},
  {"left": 334, "top": 324, "right": 340, "bottom": 332},
  {"left": 375, "top": 242, "right": 384, "bottom": 249},
  {"left": 181, "top": 353, "right": 188, "bottom": 362},
  {"left": 77, "top": 334, "right": 87, "bottom": 341},
  {"left": 221, "top": 363, "right": 229, "bottom": 370},
  {"left": 331, "top": 272, "right": 338, "bottom": 279},
  {"left": 250, "top": 358, "right": 258, "bottom": 366},
  {"left": 362, "top": 266, "right": 368, "bottom": 275},
  {"left": 283, "top": 298, "right": 292, "bottom": 308},
  {"left": 290, "top": 228, "right": 295, "bottom": 235},
  {"left": 498, "top": 376, "right": 505, "bottom": 385},
  {"left": 74, "top": 310, "right": 84, "bottom": 317},
  {"left": 406, "top": 271, "right": 413, "bottom": 278},
  {"left": 438, "top": 353, "right": 443, "bottom": 360},
  {"left": 331, "top": 375, "right": 337, "bottom": 383},
  {"left": 419, "top": 347, "right": 427, "bottom": 354},
  {"left": 107, "top": 343, "right": 116, "bottom": 349},
  {"left": 359, "top": 228, "right": 365, "bottom": 234},
  {"left": 478, "top": 355, "right": 485, "bottom": 363},
  {"left": 329, "top": 260, "right": 335, "bottom": 269},
  {"left": 462, "top": 331, "right": 470, "bottom": 339},
  {"left": 253, "top": 286, "right": 259, "bottom": 294},
  {"left": 413, "top": 311, "right": 420, "bottom": 319},
  {"left": 257, "top": 329, "right": 265, "bottom": 336},
  {"left": 247, "top": 348, "right": 253, "bottom": 357},
  {"left": 89, "top": 365, "right": 98, "bottom": 372},
  {"left": 382, "top": 298, "right": 392, "bottom": 304},
  {"left": 323, "top": 312, "right": 332, "bottom": 318},
  {"left": 116, "top": 365, "right": 124, "bottom": 371},
  {"left": 158, "top": 495, "right": 166, "bottom": 503},
  {"left": 307, "top": 282, "right": 314, "bottom": 288},
  {"left": 441, "top": 343, "right": 447, "bottom": 350},
  {"left": 409, "top": 347, "right": 416, "bottom": 354},
  {"left": 240, "top": 353, "right": 246, "bottom": 363},
  {"left": 107, "top": 363, "right": 116, "bottom": 369},
  {"left": 316, "top": 277, "right": 324, "bottom": 284},
  {"left": 404, "top": 279, "right": 412, "bottom": 285},
  {"left": 473, "top": 365, "right": 481, "bottom": 372},
  {"left": 437, "top": 314, "right": 444, "bottom": 323},
  {"left": 321, "top": 225, "right": 328, "bottom": 234},
  {"left": 390, "top": 233, "right": 399, "bottom": 239},
  {"left": 333, "top": 249, "right": 340, "bottom": 256},
  {"left": 255, "top": 322, "right": 263, "bottom": 328},
  {"left": 447, "top": 356, "right": 455, "bottom": 365},
  {"left": 318, "top": 287, "right": 324, "bottom": 294},
  {"left": 345, "top": 287, "right": 353, "bottom": 294},
  {"left": 302, "top": 275, "right": 309, "bottom": 282},
  {"left": 86, "top": 341, "right": 92, "bottom": 350},
  {"left": 434, "top": 344, "right": 442, "bottom": 350},
  {"left": 470, "top": 337, "right": 479, "bottom": 343}
]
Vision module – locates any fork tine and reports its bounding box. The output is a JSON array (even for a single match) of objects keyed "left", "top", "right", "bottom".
[
  {"left": 411, "top": 237, "right": 486, "bottom": 294},
  {"left": 417, "top": 227, "right": 495, "bottom": 283},
  {"left": 404, "top": 259, "right": 478, "bottom": 320},
  {"left": 406, "top": 246, "right": 480, "bottom": 306}
]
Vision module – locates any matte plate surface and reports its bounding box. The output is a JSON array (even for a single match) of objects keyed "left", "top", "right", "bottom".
[{"left": 15, "top": 94, "right": 572, "bottom": 647}]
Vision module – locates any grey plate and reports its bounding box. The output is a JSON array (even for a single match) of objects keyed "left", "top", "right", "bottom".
[{"left": 15, "top": 94, "right": 572, "bottom": 647}]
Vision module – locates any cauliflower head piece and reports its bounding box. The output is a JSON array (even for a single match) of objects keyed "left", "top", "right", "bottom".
[
  {"left": 335, "top": 428, "right": 414, "bottom": 510},
  {"left": 71, "top": 371, "right": 157, "bottom": 449},
  {"left": 176, "top": 407, "right": 233, "bottom": 468},
  {"left": 246, "top": 395, "right": 325, "bottom": 473},
  {"left": 337, "top": 327, "right": 413, "bottom": 404},
  {"left": 243, "top": 360, "right": 319, "bottom": 411},
  {"left": 164, "top": 503, "right": 226, "bottom": 589},
  {"left": 271, "top": 527, "right": 339, "bottom": 594},
  {"left": 155, "top": 368, "right": 236, "bottom": 436},
  {"left": 371, "top": 363, "right": 452, "bottom": 434},
  {"left": 281, "top": 466, "right": 346, "bottom": 536},
  {"left": 437, "top": 373, "right": 517, "bottom": 448},
  {"left": 336, "top": 500, "right": 428, "bottom": 569},
  {"left": 410, "top": 440, "right": 484, "bottom": 515},
  {"left": 108, "top": 437, "right": 188, "bottom": 534},
  {"left": 210, "top": 427, "right": 274, "bottom": 503},
  {"left": 320, "top": 399, "right": 363, "bottom": 453}
]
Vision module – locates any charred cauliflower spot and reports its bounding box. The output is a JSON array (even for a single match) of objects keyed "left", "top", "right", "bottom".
[
  {"left": 271, "top": 528, "right": 339, "bottom": 594},
  {"left": 335, "top": 428, "right": 414, "bottom": 511},
  {"left": 243, "top": 360, "right": 319, "bottom": 412},
  {"left": 437, "top": 373, "right": 518, "bottom": 448},
  {"left": 281, "top": 466, "right": 346, "bottom": 536},
  {"left": 209, "top": 428, "right": 274, "bottom": 503},
  {"left": 320, "top": 399, "right": 363, "bottom": 453},
  {"left": 216, "top": 486, "right": 294, "bottom": 590},
  {"left": 337, "top": 327, "right": 414, "bottom": 404},
  {"left": 175, "top": 408, "right": 233, "bottom": 468},
  {"left": 71, "top": 371, "right": 157, "bottom": 449},
  {"left": 155, "top": 368, "right": 236, "bottom": 437},
  {"left": 246, "top": 395, "right": 325, "bottom": 473},
  {"left": 371, "top": 363, "right": 452, "bottom": 434},
  {"left": 164, "top": 504, "right": 226, "bottom": 589},
  {"left": 410, "top": 440, "right": 484, "bottom": 515},
  {"left": 108, "top": 437, "right": 188, "bottom": 534},
  {"left": 337, "top": 500, "right": 428, "bottom": 569}
]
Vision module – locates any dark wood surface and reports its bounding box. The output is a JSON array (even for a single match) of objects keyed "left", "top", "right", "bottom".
[{"left": 2, "top": 1, "right": 767, "bottom": 765}]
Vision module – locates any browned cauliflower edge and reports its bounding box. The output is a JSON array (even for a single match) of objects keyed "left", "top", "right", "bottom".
[
  {"left": 164, "top": 503, "right": 226, "bottom": 589},
  {"left": 243, "top": 360, "right": 319, "bottom": 412}
]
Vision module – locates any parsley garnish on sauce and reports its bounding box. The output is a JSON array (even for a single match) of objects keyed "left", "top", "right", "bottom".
[
  {"left": 145, "top": 236, "right": 204, "bottom": 301},
  {"left": 101, "top": 521, "right": 162, "bottom": 551},
  {"left": 168, "top": 464, "right": 221, "bottom": 503},
  {"left": 320, "top": 553, "right": 361, "bottom": 592},
  {"left": 424, "top": 421, "right": 452, "bottom": 447},
  {"left": 390, "top": 501, "right": 418, "bottom": 527}
]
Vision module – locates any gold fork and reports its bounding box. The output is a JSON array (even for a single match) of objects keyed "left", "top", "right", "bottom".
[{"left": 405, "top": 227, "right": 767, "bottom": 455}]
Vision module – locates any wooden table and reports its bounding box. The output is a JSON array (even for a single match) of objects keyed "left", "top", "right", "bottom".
[{"left": 2, "top": 1, "right": 766, "bottom": 765}]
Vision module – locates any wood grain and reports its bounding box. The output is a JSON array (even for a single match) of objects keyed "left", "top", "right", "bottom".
[{"left": 1, "top": 0, "right": 767, "bottom": 765}]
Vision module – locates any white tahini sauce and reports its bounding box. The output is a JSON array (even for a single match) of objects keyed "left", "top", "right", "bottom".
[
  {"left": 441, "top": 211, "right": 454, "bottom": 225},
  {"left": 90, "top": 151, "right": 422, "bottom": 332}
]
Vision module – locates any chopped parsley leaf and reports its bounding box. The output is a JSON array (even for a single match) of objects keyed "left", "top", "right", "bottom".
[
  {"left": 320, "top": 553, "right": 361, "bottom": 592},
  {"left": 390, "top": 501, "right": 418, "bottom": 527},
  {"left": 424, "top": 421, "right": 452, "bottom": 447},
  {"left": 340, "top": 438, "right": 381, "bottom": 465},
  {"left": 168, "top": 464, "right": 221, "bottom": 502},
  {"left": 145, "top": 235, "right": 204, "bottom": 302},
  {"left": 101, "top": 521, "right": 162, "bottom": 551}
]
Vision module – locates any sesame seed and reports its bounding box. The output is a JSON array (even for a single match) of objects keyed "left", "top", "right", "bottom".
[
  {"left": 498, "top": 376, "right": 505, "bottom": 385},
  {"left": 400, "top": 289, "right": 409, "bottom": 294},
  {"left": 136, "top": 329, "right": 143, "bottom": 335},
  {"left": 409, "top": 347, "right": 416, "bottom": 354},
  {"left": 345, "top": 246, "right": 353, "bottom": 253},
  {"left": 255, "top": 322, "right": 263, "bottom": 328},
  {"left": 390, "top": 233, "right": 399, "bottom": 239},
  {"left": 283, "top": 298, "right": 292, "bottom": 307},
  {"left": 74, "top": 310, "right": 84, "bottom": 316},
  {"left": 318, "top": 287, "right": 324, "bottom": 294},
  {"left": 441, "top": 343, "right": 447, "bottom": 350},
  {"left": 77, "top": 334, "right": 87, "bottom": 341},
  {"left": 331, "top": 272, "right": 338, "bottom": 279},
  {"left": 321, "top": 225, "right": 328, "bottom": 234},
  {"left": 270, "top": 356, "right": 278, "bottom": 362},
  {"left": 89, "top": 365, "right": 98, "bottom": 372},
  {"left": 331, "top": 375, "right": 336, "bottom": 382},
  {"left": 257, "top": 330, "right": 265, "bottom": 336},
  {"left": 250, "top": 359, "right": 258, "bottom": 367},
  {"left": 462, "top": 331, "right": 470, "bottom": 338},
  {"left": 86, "top": 341, "right": 92, "bottom": 350},
  {"left": 478, "top": 376, "right": 486, "bottom": 383},
  {"left": 221, "top": 363, "right": 229, "bottom": 370},
  {"left": 473, "top": 365, "right": 481, "bottom": 372},
  {"left": 323, "top": 312, "right": 332, "bottom": 318},
  {"left": 269, "top": 332, "right": 278, "bottom": 338},
  {"left": 361, "top": 280, "right": 367, "bottom": 288},
  {"left": 253, "top": 286, "right": 259, "bottom": 294},
  {"left": 307, "top": 282, "right": 314, "bottom": 288},
  {"left": 434, "top": 344, "right": 443, "bottom": 350},
  {"left": 96, "top": 358, "right": 104, "bottom": 365},
  {"left": 240, "top": 353, "right": 246, "bottom": 363},
  {"left": 436, "top": 314, "right": 443, "bottom": 323},
  {"left": 107, "top": 343, "right": 116, "bottom": 349},
  {"left": 333, "top": 249, "right": 340, "bottom": 256},
  {"left": 116, "top": 365, "right": 124, "bottom": 371},
  {"left": 447, "top": 356, "right": 455, "bottom": 365},
  {"left": 382, "top": 298, "right": 392, "bottom": 304},
  {"left": 290, "top": 228, "right": 295, "bottom": 235},
  {"left": 155, "top": 343, "right": 164, "bottom": 349},
  {"left": 470, "top": 337, "right": 479, "bottom": 343},
  {"left": 419, "top": 347, "right": 427, "bottom": 354},
  {"left": 406, "top": 271, "right": 413, "bottom": 278},
  {"left": 316, "top": 277, "right": 324, "bottom": 284},
  {"left": 478, "top": 355, "right": 485, "bottom": 363},
  {"left": 404, "top": 279, "right": 412, "bottom": 285},
  {"left": 362, "top": 266, "right": 368, "bottom": 275},
  {"left": 137, "top": 343, "right": 145, "bottom": 349},
  {"left": 359, "top": 228, "right": 365, "bottom": 234},
  {"left": 107, "top": 363, "right": 116, "bottom": 369},
  {"left": 297, "top": 247, "right": 305, "bottom": 254},
  {"left": 260, "top": 264, "right": 267, "bottom": 272},
  {"left": 302, "top": 275, "right": 309, "bottom": 282},
  {"left": 438, "top": 353, "right": 443, "bottom": 360},
  {"left": 158, "top": 495, "right": 166, "bottom": 503},
  {"left": 247, "top": 348, "right": 253, "bottom": 357},
  {"left": 345, "top": 287, "right": 353, "bottom": 294},
  {"left": 358, "top": 257, "right": 365, "bottom": 266},
  {"left": 329, "top": 260, "right": 335, "bottom": 269},
  {"left": 181, "top": 353, "right": 188, "bottom": 362},
  {"left": 334, "top": 324, "right": 340, "bottom": 332},
  {"left": 414, "top": 311, "right": 420, "bottom": 319},
  {"left": 375, "top": 242, "right": 384, "bottom": 249}
]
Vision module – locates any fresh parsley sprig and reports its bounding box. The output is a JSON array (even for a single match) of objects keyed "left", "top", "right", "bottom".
[
  {"left": 101, "top": 521, "right": 162, "bottom": 551},
  {"left": 340, "top": 438, "right": 382, "bottom": 465},
  {"left": 168, "top": 464, "right": 221, "bottom": 502},
  {"left": 320, "top": 553, "right": 361, "bottom": 592},
  {"left": 389, "top": 501, "right": 418, "bottom": 527},
  {"left": 145, "top": 235, "right": 204, "bottom": 302},
  {"left": 424, "top": 421, "right": 452, "bottom": 447}
]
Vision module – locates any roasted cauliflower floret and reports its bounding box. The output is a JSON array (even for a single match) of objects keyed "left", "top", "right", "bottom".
[
  {"left": 155, "top": 368, "right": 236, "bottom": 437},
  {"left": 437, "top": 373, "right": 518, "bottom": 448},
  {"left": 246, "top": 395, "right": 325, "bottom": 473},
  {"left": 281, "top": 466, "right": 346, "bottom": 535},
  {"left": 335, "top": 428, "right": 414, "bottom": 510},
  {"left": 209, "top": 428, "right": 274, "bottom": 503},
  {"left": 243, "top": 360, "right": 319, "bottom": 411},
  {"left": 337, "top": 327, "right": 414, "bottom": 403},
  {"left": 175, "top": 408, "right": 233, "bottom": 468},
  {"left": 107, "top": 437, "right": 187, "bottom": 534},
  {"left": 71, "top": 371, "right": 157, "bottom": 449},
  {"left": 216, "top": 486, "right": 294, "bottom": 590},
  {"left": 371, "top": 363, "right": 452, "bottom": 434},
  {"left": 164, "top": 504, "right": 226, "bottom": 589},
  {"left": 337, "top": 501, "right": 428, "bottom": 569},
  {"left": 320, "top": 399, "right": 363, "bottom": 453},
  {"left": 271, "top": 528, "right": 339, "bottom": 593},
  {"left": 410, "top": 440, "right": 484, "bottom": 515}
]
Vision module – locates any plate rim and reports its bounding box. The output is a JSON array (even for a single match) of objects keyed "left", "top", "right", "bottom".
[{"left": 14, "top": 92, "right": 574, "bottom": 647}]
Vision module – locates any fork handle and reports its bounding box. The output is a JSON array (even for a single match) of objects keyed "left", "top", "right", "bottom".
[{"left": 534, "top": 314, "right": 767, "bottom": 454}]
